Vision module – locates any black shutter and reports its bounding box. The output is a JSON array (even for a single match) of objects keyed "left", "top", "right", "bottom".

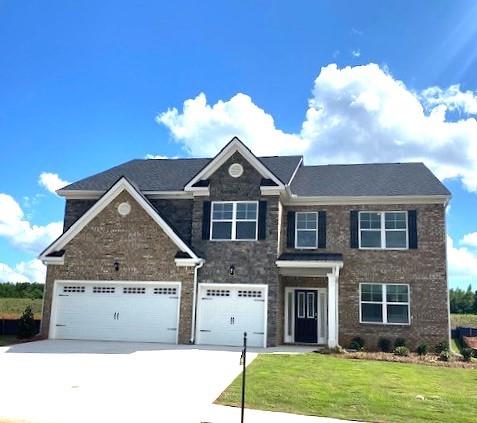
[
  {"left": 258, "top": 201, "right": 267, "bottom": 240},
  {"left": 350, "top": 210, "right": 359, "bottom": 248},
  {"left": 202, "top": 201, "right": 211, "bottom": 240},
  {"left": 286, "top": 211, "right": 296, "bottom": 248},
  {"left": 318, "top": 211, "right": 326, "bottom": 248},
  {"left": 408, "top": 210, "right": 418, "bottom": 249}
]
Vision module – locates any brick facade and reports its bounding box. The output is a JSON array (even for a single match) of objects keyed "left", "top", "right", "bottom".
[{"left": 42, "top": 191, "right": 195, "bottom": 344}]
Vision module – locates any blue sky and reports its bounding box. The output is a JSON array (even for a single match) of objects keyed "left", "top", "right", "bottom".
[{"left": 1, "top": 1, "right": 476, "bottom": 288}]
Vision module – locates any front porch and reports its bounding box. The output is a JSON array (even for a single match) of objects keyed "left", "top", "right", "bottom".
[{"left": 276, "top": 253, "right": 343, "bottom": 348}]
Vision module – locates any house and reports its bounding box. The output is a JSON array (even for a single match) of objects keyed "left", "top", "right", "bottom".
[{"left": 39, "top": 137, "right": 451, "bottom": 349}]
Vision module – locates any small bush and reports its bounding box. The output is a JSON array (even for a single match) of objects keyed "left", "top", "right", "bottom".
[
  {"left": 17, "top": 305, "right": 37, "bottom": 339},
  {"left": 393, "top": 346, "right": 410, "bottom": 357},
  {"left": 377, "top": 338, "right": 392, "bottom": 352},
  {"left": 435, "top": 341, "right": 449, "bottom": 354},
  {"left": 348, "top": 337, "right": 365, "bottom": 351},
  {"left": 439, "top": 350, "right": 451, "bottom": 362},
  {"left": 462, "top": 348, "right": 474, "bottom": 362},
  {"left": 417, "top": 342, "right": 428, "bottom": 356},
  {"left": 394, "top": 337, "right": 406, "bottom": 348}
]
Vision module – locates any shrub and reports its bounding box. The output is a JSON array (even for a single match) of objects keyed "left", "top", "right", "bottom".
[
  {"left": 417, "top": 342, "right": 428, "bottom": 356},
  {"left": 435, "top": 341, "right": 449, "bottom": 354},
  {"left": 17, "top": 305, "right": 37, "bottom": 339},
  {"left": 394, "top": 337, "right": 406, "bottom": 348},
  {"left": 439, "top": 350, "right": 451, "bottom": 362},
  {"left": 393, "top": 346, "right": 410, "bottom": 357},
  {"left": 377, "top": 338, "right": 392, "bottom": 352},
  {"left": 462, "top": 348, "right": 474, "bottom": 362},
  {"left": 348, "top": 337, "right": 365, "bottom": 351}
]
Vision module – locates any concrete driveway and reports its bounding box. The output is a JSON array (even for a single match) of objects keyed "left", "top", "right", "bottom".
[{"left": 0, "top": 340, "right": 256, "bottom": 423}]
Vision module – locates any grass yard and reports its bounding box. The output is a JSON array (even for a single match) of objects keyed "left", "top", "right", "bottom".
[
  {"left": 450, "top": 313, "right": 477, "bottom": 329},
  {"left": 217, "top": 354, "right": 477, "bottom": 423},
  {"left": 0, "top": 335, "right": 19, "bottom": 347},
  {"left": 0, "top": 298, "right": 42, "bottom": 319}
]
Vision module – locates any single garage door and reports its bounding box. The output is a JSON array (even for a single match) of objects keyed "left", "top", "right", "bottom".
[
  {"left": 196, "top": 284, "right": 267, "bottom": 348},
  {"left": 51, "top": 281, "right": 181, "bottom": 343}
]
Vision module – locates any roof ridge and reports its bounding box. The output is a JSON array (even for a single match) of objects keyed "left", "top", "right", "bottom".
[{"left": 301, "top": 162, "right": 425, "bottom": 168}]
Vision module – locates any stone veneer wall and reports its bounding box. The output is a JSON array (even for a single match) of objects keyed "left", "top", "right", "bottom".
[
  {"left": 191, "top": 152, "right": 281, "bottom": 346},
  {"left": 280, "top": 203, "right": 449, "bottom": 350},
  {"left": 42, "top": 190, "right": 195, "bottom": 344}
]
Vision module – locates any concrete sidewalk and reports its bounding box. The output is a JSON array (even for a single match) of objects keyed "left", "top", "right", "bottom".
[{"left": 203, "top": 405, "right": 360, "bottom": 423}]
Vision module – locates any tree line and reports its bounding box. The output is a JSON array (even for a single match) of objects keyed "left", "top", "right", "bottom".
[
  {"left": 0, "top": 282, "right": 44, "bottom": 299},
  {"left": 449, "top": 285, "right": 477, "bottom": 314}
]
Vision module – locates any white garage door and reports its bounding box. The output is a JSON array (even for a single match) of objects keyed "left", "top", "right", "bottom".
[
  {"left": 51, "top": 281, "right": 181, "bottom": 343},
  {"left": 196, "top": 284, "right": 267, "bottom": 348}
]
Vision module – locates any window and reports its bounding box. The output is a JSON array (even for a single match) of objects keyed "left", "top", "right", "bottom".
[
  {"left": 360, "top": 283, "right": 410, "bottom": 324},
  {"left": 93, "top": 286, "right": 115, "bottom": 294},
  {"left": 359, "top": 211, "right": 408, "bottom": 249},
  {"left": 123, "top": 287, "right": 146, "bottom": 294},
  {"left": 295, "top": 212, "right": 318, "bottom": 248},
  {"left": 211, "top": 201, "right": 258, "bottom": 240}
]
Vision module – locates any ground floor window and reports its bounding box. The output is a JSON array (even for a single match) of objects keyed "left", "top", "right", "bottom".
[{"left": 360, "top": 283, "right": 410, "bottom": 324}]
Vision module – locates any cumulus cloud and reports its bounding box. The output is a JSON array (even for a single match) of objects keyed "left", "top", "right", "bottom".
[
  {"left": 461, "top": 232, "right": 477, "bottom": 248},
  {"left": 0, "top": 193, "right": 62, "bottom": 254},
  {"left": 157, "top": 63, "right": 477, "bottom": 191},
  {"left": 39, "top": 172, "right": 69, "bottom": 194},
  {"left": 447, "top": 235, "right": 477, "bottom": 282},
  {"left": 0, "top": 259, "right": 46, "bottom": 283}
]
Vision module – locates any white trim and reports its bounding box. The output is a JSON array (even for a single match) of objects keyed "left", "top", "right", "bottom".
[
  {"left": 197, "top": 283, "right": 268, "bottom": 348},
  {"left": 184, "top": 137, "right": 284, "bottom": 190},
  {"left": 283, "top": 194, "right": 450, "bottom": 206},
  {"left": 40, "top": 177, "right": 201, "bottom": 263},
  {"left": 359, "top": 282, "right": 411, "bottom": 326},
  {"left": 276, "top": 260, "right": 343, "bottom": 269},
  {"left": 295, "top": 211, "right": 318, "bottom": 249},
  {"left": 260, "top": 186, "right": 284, "bottom": 196},
  {"left": 358, "top": 211, "right": 408, "bottom": 250},
  {"left": 41, "top": 256, "right": 64, "bottom": 265},
  {"left": 210, "top": 201, "right": 259, "bottom": 241},
  {"left": 175, "top": 258, "right": 205, "bottom": 267},
  {"left": 287, "top": 157, "right": 303, "bottom": 185},
  {"left": 49, "top": 280, "right": 182, "bottom": 343}
]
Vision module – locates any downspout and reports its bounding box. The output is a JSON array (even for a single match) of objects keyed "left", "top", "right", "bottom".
[{"left": 190, "top": 259, "right": 204, "bottom": 344}]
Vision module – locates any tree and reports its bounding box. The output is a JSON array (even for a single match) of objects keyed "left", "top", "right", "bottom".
[{"left": 17, "top": 306, "right": 37, "bottom": 339}]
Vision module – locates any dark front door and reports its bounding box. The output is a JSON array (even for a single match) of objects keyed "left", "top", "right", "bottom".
[{"left": 294, "top": 289, "right": 318, "bottom": 343}]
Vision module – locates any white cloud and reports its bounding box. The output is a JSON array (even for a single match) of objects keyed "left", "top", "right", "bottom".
[
  {"left": 461, "top": 232, "right": 477, "bottom": 248},
  {"left": 447, "top": 235, "right": 477, "bottom": 281},
  {"left": 0, "top": 193, "right": 62, "bottom": 254},
  {"left": 39, "top": 172, "right": 69, "bottom": 194},
  {"left": 351, "top": 49, "right": 361, "bottom": 57},
  {"left": 145, "top": 154, "right": 179, "bottom": 159},
  {"left": 157, "top": 63, "right": 477, "bottom": 192},
  {"left": 0, "top": 259, "right": 46, "bottom": 283}
]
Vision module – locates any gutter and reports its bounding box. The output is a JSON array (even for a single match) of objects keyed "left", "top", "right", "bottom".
[{"left": 190, "top": 259, "right": 205, "bottom": 344}]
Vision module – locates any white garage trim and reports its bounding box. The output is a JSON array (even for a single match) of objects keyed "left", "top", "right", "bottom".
[
  {"left": 49, "top": 280, "right": 182, "bottom": 344},
  {"left": 196, "top": 283, "right": 268, "bottom": 348}
]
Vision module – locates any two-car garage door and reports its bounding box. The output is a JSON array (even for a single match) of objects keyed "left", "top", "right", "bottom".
[{"left": 51, "top": 281, "right": 180, "bottom": 343}]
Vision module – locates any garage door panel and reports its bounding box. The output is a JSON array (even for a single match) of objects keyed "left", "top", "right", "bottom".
[
  {"left": 196, "top": 285, "right": 267, "bottom": 348},
  {"left": 52, "top": 282, "right": 180, "bottom": 343}
]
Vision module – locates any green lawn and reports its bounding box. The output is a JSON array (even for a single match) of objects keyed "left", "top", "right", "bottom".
[
  {"left": 0, "top": 335, "right": 18, "bottom": 347},
  {"left": 0, "top": 298, "right": 42, "bottom": 319},
  {"left": 217, "top": 354, "right": 477, "bottom": 423},
  {"left": 450, "top": 313, "right": 477, "bottom": 329}
]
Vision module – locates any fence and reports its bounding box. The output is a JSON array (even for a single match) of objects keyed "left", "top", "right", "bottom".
[
  {"left": 0, "top": 319, "right": 41, "bottom": 336},
  {"left": 451, "top": 326, "right": 477, "bottom": 339}
]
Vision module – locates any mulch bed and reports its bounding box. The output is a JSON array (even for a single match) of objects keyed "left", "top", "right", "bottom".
[{"left": 328, "top": 351, "right": 477, "bottom": 369}]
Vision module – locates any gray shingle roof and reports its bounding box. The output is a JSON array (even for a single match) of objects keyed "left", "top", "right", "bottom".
[
  {"left": 62, "top": 156, "right": 303, "bottom": 192},
  {"left": 290, "top": 162, "right": 450, "bottom": 197}
]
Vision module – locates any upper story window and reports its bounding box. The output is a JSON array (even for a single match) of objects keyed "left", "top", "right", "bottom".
[
  {"left": 295, "top": 212, "right": 318, "bottom": 249},
  {"left": 211, "top": 201, "right": 258, "bottom": 241},
  {"left": 359, "top": 211, "right": 408, "bottom": 249},
  {"left": 360, "top": 283, "right": 410, "bottom": 325}
]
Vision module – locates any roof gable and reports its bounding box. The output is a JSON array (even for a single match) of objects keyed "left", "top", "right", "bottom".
[
  {"left": 184, "top": 137, "right": 285, "bottom": 190},
  {"left": 40, "top": 177, "right": 201, "bottom": 263}
]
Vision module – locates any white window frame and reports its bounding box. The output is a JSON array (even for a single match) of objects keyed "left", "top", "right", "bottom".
[
  {"left": 210, "top": 201, "right": 258, "bottom": 241},
  {"left": 295, "top": 212, "right": 318, "bottom": 249},
  {"left": 359, "top": 283, "right": 411, "bottom": 325},
  {"left": 358, "top": 211, "right": 408, "bottom": 250}
]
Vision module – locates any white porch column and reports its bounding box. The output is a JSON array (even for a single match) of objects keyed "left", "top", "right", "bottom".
[{"left": 327, "top": 267, "right": 340, "bottom": 348}]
